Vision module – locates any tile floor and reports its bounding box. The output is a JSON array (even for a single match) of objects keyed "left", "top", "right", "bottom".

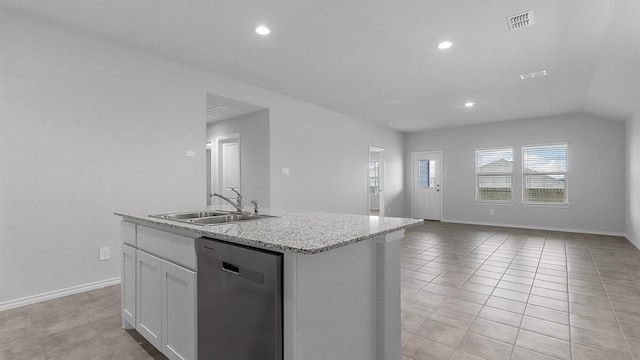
[
  {"left": 2, "top": 221, "right": 640, "bottom": 360},
  {"left": 0, "top": 285, "right": 166, "bottom": 360},
  {"left": 401, "top": 222, "right": 640, "bottom": 360}
]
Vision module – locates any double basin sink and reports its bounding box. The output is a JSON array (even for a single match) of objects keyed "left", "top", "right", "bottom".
[{"left": 150, "top": 210, "right": 276, "bottom": 226}]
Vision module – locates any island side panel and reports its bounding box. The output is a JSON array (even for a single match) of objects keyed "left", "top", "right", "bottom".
[
  {"left": 283, "top": 252, "right": 297, "bottom": 360},
  {"left": 292, "top": 239, "right": 376, "bottom": 360},
  {"left": 375, "top": 230, "right": 404, "bottom": 360}
]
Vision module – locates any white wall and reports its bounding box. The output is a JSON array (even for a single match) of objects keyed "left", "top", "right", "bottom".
[
  {"left": 405, "top": 113, "right": 626, "bottom": 235},
  {"left": 0, "top": 8, "right": 206, "bottom": 305},
  {"left": 267, "top": 104, "right": 405, "bottom": 216},
  {"left": 0, "top": 8, "right": 405, "bottom": 305},
  {"left": 627, "top": 112, "right": 640, "bottom": 245},
  {"left": 206, "top": 109, "right": 271, "bottom": 208}
]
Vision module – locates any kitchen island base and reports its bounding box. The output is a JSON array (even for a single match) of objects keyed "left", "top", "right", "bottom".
[
  {"left": 283, "top": 230, "right": 402, "bottom": 360},
  {"left": 116, "top": 209, "right": 420, "bottom": 360}
]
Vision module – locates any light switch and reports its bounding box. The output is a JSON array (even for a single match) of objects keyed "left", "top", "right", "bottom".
[
  {"left": 281, "top": 167, "right": 290, "bottom": 176},
  {"left": 186, "top": 150, "right": 196, "bottom": 157},
  {"left": 99, "top": 247, "right": 110, "bottom": 261}
]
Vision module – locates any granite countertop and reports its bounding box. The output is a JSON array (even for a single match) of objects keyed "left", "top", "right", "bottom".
[{"left": 114, "top": 207, "right": 423, "bottom": 254}]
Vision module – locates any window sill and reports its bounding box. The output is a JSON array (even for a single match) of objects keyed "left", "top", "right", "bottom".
[
  {"left": 475, "top": 201, "right": 515, "bottom": 206},
  {"left": 522, "top": 202, "right": 570, "bottom": 208}
]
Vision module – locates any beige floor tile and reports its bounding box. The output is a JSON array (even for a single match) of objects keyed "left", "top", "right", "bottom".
[
  {"left": 570, "top": 326, "right": 629, "bottom": 352},
  {"left": 401, "top": 311, "right": 427, "bottom": 333},
  {"left": 512, "top": 346, "right": 560, "bottom": 360},
  {"left": 571, "top": 343, "right": 633, "bottom": 360},
  {"left": 515, "top": 329, "right": 571, "bottom": 360},
  {"left": 430, "top": 307, "right": 476, "bottom": 330},
  {"left": 524, "top": 304, "right": 569, "bottom": 325},
  {"left": 458, "top": 332, "right": 513, "bottom": 360},
  {"left": 468, "top": 317, "right": 518, "bottom": 344},
  {"left": 478, "top": 306, "right": 523, "bottom": 327},
  {"left": 415, "top": 319, "right": 467, "bottom": 347},
  {"left": 520, "top": 316, "right": 570, "bottom": 341},
  {"left": 485, "top": 296, "right": 526, "bottom": 314},
  {"left": 450, "top": 349, "right": 485, "bottom": 360},
  {"left": 401, "top": 334, "right": 455, "bottom": 360}
]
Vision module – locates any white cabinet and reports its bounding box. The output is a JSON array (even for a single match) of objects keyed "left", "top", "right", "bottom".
[
  {"left": 121, "top": 243, "right": 137, "bottom": 329},
  {"left": 135, "top": 249, "right": 196, "bottom": 360},
  {"left": 162, "top": 259, "right": 196, "bottom": 360},
  {"left": 121, "top": 221, "right": 197, "bottom": 360},
  {"left": 136, "top": 250, "right": 163, "bottom": 349}
]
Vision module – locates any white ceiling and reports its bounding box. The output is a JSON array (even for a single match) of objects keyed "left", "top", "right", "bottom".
[{"left": 2, "top": 0, "right": 639, "bottom": 132}]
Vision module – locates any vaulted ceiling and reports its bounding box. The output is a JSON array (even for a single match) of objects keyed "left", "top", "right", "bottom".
[{"left": 2, "top": 0, "right": 639, "bottom": 132}]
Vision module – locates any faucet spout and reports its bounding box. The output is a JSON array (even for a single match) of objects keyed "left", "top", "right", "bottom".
[{"left": 210, "top": 189, "right": 243, "bottom": 212}]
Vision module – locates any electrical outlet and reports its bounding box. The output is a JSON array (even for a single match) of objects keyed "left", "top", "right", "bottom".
[
  {"left": 99, "top": 247, "right": 110, "bottom": 261},
  {"left": 489, "top": 209, "right": 495, "bottom": 215}
]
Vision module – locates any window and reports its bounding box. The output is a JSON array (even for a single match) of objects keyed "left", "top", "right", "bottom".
[
  {"left": 418, "top": 159, "right": 436, "bottom": 188},
  {"left": 369, "top": 161, "right": 379, "bottom": 195},
  {"left": 522, "top": 143, "right": 568, "bottom": 204},
  {"left": 476, "top": 147, "right": 514, "bottom": 202}
]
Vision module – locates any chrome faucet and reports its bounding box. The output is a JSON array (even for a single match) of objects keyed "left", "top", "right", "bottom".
[{"left": 210, "top": 187, "right": 243, "bottom": 212}]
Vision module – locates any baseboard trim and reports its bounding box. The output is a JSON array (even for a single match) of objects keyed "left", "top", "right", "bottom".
[
  {"left": 626, "top": 234, "right": 639, "bottom": 250},
  {"left": 0, "top": 277, "right": 121, "bottom": 312},
  {"left": 440, "top": 219, "right": 626, "bottom": 237}
]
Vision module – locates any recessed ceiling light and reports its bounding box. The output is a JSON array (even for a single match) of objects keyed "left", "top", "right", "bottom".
[
  {"left": 255, "top": 25, "right": 271, "bottom": 36},
  {"left": 464, "top": 101, "right": 475, "bottom": 108},
  {"left": 437, "top": 41, "right": 453, "bottom": 50}
]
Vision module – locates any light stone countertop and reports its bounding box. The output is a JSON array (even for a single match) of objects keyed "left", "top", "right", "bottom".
[{"left": 114, "top": 207, "right": 423, "bottom": 254}]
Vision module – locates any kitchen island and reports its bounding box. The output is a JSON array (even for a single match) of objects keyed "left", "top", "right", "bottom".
[{"left": 115, "top": 207, "right": 422, "bottom": 360}]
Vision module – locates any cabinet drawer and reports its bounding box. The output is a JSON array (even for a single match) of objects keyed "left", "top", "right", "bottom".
[
  {"left": 137, "top": 225, "right": 196, "bottom": 270},
  {"left": 121, "top": 221, "right": 137, "bottom": 246}
]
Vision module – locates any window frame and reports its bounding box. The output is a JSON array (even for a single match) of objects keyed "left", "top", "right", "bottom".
[
  {"left": 475, "top": 146, "right": 515, "bottom": 204},
  {"left": 521, "top": 142, "right": 569, "bottom": 206},
  {"left": 368, "top": 160, "right": 380, "bottom": 195}
]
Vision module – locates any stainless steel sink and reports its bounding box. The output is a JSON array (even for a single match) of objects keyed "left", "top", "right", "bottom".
[
  {"left": 189, "top": 213, "right": 275, "bottom": 225},
  {"left": 151, "top": 211, "right": 229, "bottom": 221},
  {"left": 150, "top": 210, "right": 276, "bottom": 226}
]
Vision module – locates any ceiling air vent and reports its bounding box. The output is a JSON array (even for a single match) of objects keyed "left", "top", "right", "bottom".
[
  {"left": 207, "top": 106, "right": 242, "bottom": 121},
  {"left": 520, "top": 70, "right": 547, "bottom": 80},
  {"left": 507, "top": 10, "right": 535, "bottom": 31}
]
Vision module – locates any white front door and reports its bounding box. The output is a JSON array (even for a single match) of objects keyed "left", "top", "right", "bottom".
[{"left": 412, "top": 151, "right": 442, "bottom": 220}]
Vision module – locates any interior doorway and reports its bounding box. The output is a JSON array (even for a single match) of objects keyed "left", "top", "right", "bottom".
[
  {"left": 369, "top": 147, "right": 385, "bottom": 217},
  {"left": 210, "top": 134, "right": 240, "bottom": 207},
  {"left": 412, "top": 151, "right": 442, "bottom": 220},
  {"left": 205, "top": 92, "right": 270, "bottom": 207}
]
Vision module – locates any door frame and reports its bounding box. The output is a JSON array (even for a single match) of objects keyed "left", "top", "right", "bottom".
[
  {"left": 210, "top": 133, "right": 241, "bottom": 205},
  {"left": 411, "top": 151, "right": 443, "bottom": 220},
  {"left": 368, "top": 146, "right": 385, "bottom": 217}
]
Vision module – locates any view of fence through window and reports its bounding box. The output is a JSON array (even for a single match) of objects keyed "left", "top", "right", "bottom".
[
  {"left": 476, "top": 148, "right": 514, "bottom": 201},
  {"left": 418, "top": 160, "right": 436, "bottom": 188},
  {"left": 523, "top": 144, "right": 568, "bottom": 203},
  {"left": 475, "top": 144, "right": 568, "bottom": 203}
]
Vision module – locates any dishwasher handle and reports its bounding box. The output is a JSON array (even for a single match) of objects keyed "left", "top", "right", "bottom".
[
  {"left": 222, "top": 262, "right": 240, "bottom": 275},
  {"left": 203, "top": 255, "right": 266, "bottom": 284}
]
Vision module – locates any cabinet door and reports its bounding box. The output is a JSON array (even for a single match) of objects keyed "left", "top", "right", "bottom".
[
  {"left": 121, "top": 244, "right": 136, "bottom": 329},
  {"left": 162, "top": 260, "right": 196, "bottom": 360},
  {"left": 136, "top": 250, "right": 163, "bottom": 349}
]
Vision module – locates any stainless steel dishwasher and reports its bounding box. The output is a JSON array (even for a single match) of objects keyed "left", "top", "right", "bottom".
[{"left": 196, "top": 237, "right": 283, "bottom": 360}]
